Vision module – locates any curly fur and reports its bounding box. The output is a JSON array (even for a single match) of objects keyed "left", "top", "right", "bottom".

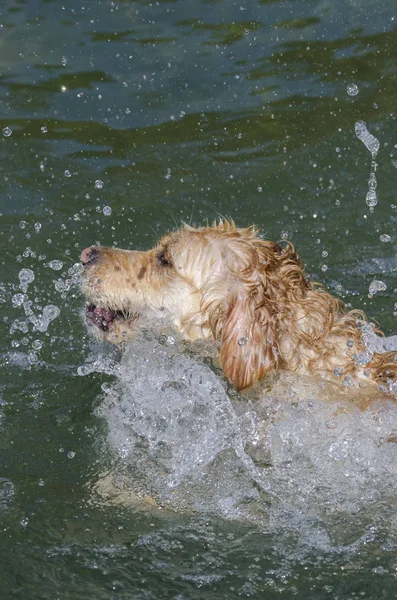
[{"left": 81, "top": 220, "right": 397, "bottom": 394}]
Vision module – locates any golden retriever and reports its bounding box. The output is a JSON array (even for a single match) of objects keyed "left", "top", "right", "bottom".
[{"left": 81, "top": 220, "right": 396, "bottom": 395}]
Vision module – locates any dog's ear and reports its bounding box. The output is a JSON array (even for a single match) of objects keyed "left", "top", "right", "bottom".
[
  {"left": 218, "top": 288, "right": 279, "bottom": 391},
  {"left": 204, "top": 238, "right": 305, "bottom": 391}
]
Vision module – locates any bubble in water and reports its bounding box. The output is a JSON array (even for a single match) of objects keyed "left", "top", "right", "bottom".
[
  {"left": 355, "top": 121, "right": 380, "bottom": 158},
  {"left": 67, "top": 451, "right": 76, "bottom": 459},
  {"left": 64, "top": 170, "right": 71, "bottom": 178},
  {"left": 40, "top": 126, "right": 47, "bottom": 134},
  {"left": 20, "top": 517, "right": 29, "bottom": 528},
  {"left": 32, "top": 340, "right": 43, "bottom": 350},
  {"left": 347, "top": 83, "right": 359, "bottom": 96},
  {"left": 48, "top": 260, "right": 63, "bottom": 271},
  {"left": 34, "top": 222, "right": 42, "bottom": 233},
  {"left": 2, "top": 127, "right": 12, "bottom": 137},
  {"left": 369, "top": 280, "right": 387, "bottom": 295},
  {"left": 238, "top": 337, "right": 247, "bottom": 346},
  {"left": 103, "top": 205, "right": 112, "bottom": 216},
  {"left": 95, "top": 180, "right": 104, "bottom": 189},
  {"left": 18, "top": 269, "right": 34, "bottom": 292},
  {"left": 380, "top": 234, "right": 391, "bottom": 242},
  {"left": 61, "top": 56, "right": 68, "bottom": 66}
]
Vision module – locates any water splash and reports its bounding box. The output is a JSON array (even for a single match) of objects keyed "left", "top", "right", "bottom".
[
  {"left": 88, "top": 328, "right": 397, "bottom": 539},
  {"left": 355, "top": 121, "right": 380, "bottom": 208},
  {"left": 18, "top": 269, "right": 35, "bottom": 293}
]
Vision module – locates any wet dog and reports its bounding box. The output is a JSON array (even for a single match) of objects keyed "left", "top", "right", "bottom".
[{"left": 81, "top": 221, "right": 396, "bottom": 395}]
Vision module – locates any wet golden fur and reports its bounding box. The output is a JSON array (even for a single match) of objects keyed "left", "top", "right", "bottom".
[{"left": 81, "top": 221, "right": 397, "bottom": 393}]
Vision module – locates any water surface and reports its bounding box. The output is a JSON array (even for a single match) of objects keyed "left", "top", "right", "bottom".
[{"left": 1, "top": 0, "right": 397, "bottom": 597}]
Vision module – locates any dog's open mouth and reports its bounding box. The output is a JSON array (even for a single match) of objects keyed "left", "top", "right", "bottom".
[{"left": 85, "top": 303, "right": 128, "bottom": 331}]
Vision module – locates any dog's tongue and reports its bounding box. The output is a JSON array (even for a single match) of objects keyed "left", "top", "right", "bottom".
[
  {"left": 93, "top": 307, "right": 113, "bottom": 322},
  {"left": 88, "top": 306, "right": 115, "bottom": 329}
]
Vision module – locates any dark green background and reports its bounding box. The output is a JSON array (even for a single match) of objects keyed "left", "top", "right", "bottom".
[{"left": 0, "top": 0, "right": 396, "bottom": 598}]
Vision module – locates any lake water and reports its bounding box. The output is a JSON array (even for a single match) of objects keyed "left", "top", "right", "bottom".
[{"left": 1, "top": 0, "right": 397, "bottom": 598}]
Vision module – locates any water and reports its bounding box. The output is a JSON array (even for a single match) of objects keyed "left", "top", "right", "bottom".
[
  {"left": 355, "top": 121, "right": 380, "bottom": 208},
  {"left": 1, "top": 0, "right": 397, "bottom": 597},
  {"left": 87, "top": 329, "right": 397, "bottom": 533}
]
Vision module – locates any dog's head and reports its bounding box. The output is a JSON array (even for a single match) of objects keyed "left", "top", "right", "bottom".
[{"left": 81, "top": 221, "right": 307, "bottom": 390}]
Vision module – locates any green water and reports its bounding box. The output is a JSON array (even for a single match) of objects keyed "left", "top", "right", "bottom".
[{"left": 1, "top": 0, "right": 397, "bottom": 597}]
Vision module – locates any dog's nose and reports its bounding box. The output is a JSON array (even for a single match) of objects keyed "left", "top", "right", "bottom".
[{"left": 80, "top": 246, "right": 99, "bottom": 265}]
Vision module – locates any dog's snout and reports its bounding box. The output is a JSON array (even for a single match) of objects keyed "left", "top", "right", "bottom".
[{"left": 80, "top": 246, "right": 99, "bottom": 266}]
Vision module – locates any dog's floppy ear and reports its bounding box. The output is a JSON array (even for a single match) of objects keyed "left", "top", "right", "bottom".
[
  {"left": 218, "top": 287, "right": 279, "bottom": 391},
  {"left": 204, "top": 236, "right": 304, "bottom": 391}
]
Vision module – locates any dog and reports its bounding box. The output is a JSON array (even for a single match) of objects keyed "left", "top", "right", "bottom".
[{"left": 81, "top": 220, "right": 397, "bottom": 396}]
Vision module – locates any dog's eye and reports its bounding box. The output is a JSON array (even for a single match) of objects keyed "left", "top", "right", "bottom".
[{"left": 156, "top": 249, "right": 172, "bottom": 267}]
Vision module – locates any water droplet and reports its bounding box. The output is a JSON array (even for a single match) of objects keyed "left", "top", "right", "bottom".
[
  {"left": 77, "top": 365, "right": 89, "bottom": 376},
  {"left": 67, "top": 451, "right": 76, "bottom": 459},
  {"left": 103, "top": 205, "right": 112, "bottom": 216},
  {"left": 95, "top": 180, "right": 104, "bottom": 189},
  {"left": 343, "top": 374, "right": 355, "bottom": 387},
  {"left": 48, "top": 260, "right": 63, "bottom": 271},
  {"left": 366, "top": 189, "right": 378, "bottom": 207},
  {"left": 380, "top": 234, "right": 391, "bottom": 243},
  {"left": 355, "top": 121, "right": 380, "bottom": 158},
  {"left": 12, "top": 293, "right": 26, "bottom": 307},
  {"left": 43, "top": 305, "right": 60, "bottom": 321},
  {"left": 238, "top": 337, "right": 247, "bottom": 346},
  {"left": 20, "top": 517, "right": 29, "bottom": 528},
  {"left": 2, "top": 127, "right": 12, "bottom": 137},
  {"left": 18, "top": 269, "right": 35, "bottom": 292},
  {"left": 27, "top": 351, "right": 38, "bottom": 364},
  {"left": 347, "top": 83, "right": 359, "bottom": 96},
  {"left": 369, "top": 280, "right": 387, "bottom": 295}
]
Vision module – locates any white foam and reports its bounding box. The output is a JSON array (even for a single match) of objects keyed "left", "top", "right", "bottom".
[{"left": 86, "top": 328, "right": 397, "bottom": 547}]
